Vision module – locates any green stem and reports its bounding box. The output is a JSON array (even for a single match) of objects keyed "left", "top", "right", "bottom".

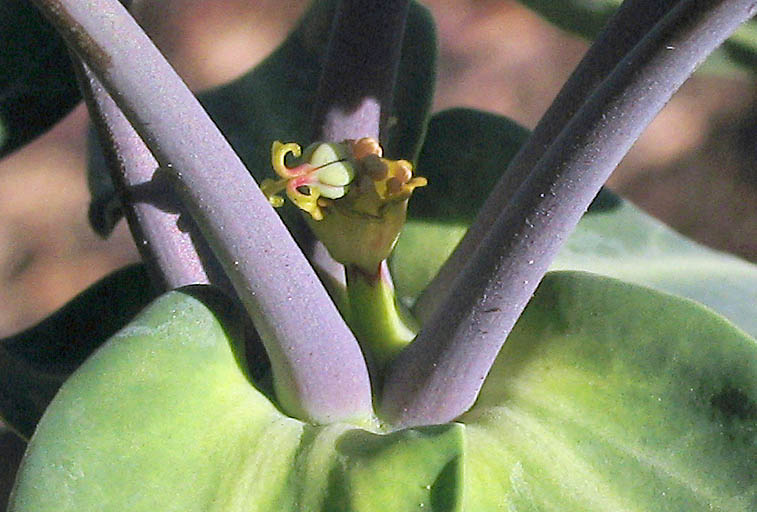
[{"left": 346, "top": 261, "right": 418, "bottom": 372}]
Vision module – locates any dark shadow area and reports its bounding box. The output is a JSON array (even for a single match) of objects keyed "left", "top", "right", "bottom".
[{"left": 0, "top": 428, "right": 25, "bottom": 509}]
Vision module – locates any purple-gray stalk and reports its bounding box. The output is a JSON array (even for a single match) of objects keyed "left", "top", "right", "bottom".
[
  {"left": 31, "top": 0, "right": 372, "bottom": 425},
  {"left": 381, "top": 0, "right": 757, "bottom": 428},
  {"left": 414, "top": 0, "right": 681, "bottom": 322}
]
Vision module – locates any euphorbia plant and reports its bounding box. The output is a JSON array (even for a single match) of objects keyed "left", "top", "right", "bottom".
[{"left": 2, "top": 0, "right": 757, "bottom": 510}]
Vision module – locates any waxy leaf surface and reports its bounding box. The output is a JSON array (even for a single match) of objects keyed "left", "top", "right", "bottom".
[
  {"left": 0, "top": 264, "right": 156, "bottom": 439},
  {"left": 463, "top": 271, "right": 756, "bottom": 510},
  {"left": 9, "top": 273, "right": 756, "bottom": 510},
  {"left": 393, "top": 108, "right": 757, "bottom": 336},
  {"left": 10, "top": 289, "right": 464, "bottom": 512}
]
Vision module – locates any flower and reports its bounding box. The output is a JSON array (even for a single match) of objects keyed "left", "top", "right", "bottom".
[
  {"left": 261, "top": 141, "right": 355, "bottom": 221},
  {"left": 262, "top": 137, "right": 426, "bottom": 273}
]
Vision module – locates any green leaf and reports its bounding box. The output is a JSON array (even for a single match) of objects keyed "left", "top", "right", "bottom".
[
  {"left": 722, "top": 20, "right": 757, "bottom": 73},
  {"left": 0, "top": 0, "right": 81, "bottom": 157},
  {"left": 517, "top": 0, "right": 617, "bottom": 41},
  {"left": 10, "top": 288, "right": 464, "bottom": 512},
  {"left": 410, "top": 108, "right": 531, "bottom": 223},
  {"left": 463, "top": 271, "right": 757, "bottom": 510},
  {"left": 88, "top": 0, "right": 437, "bottom": 235},
  {"left": 550, "top": 201, "right": 757, "bottom": 337},
  {"left": 0, "top": 264, "right": 156, "bottom": 439},
  {"left": 409, "top": 107, "right": 620, "bottom": 223},
  {"left": 394, "top": 107, "right": 757, "bottom": 508},
  {"left": 1, "top": 424, "right": 25, "bottom": 509},
  {"left": 392, "top": 201, "right": 757, "bottom": 338},
  {"left": 391, "top": 220, "right": 467, "bottom": 305},
  {"left": 10, "top": 275, "right": 756, "bottom": 510},
  {"left": 382, "top": 1, "right": 437, "bottom": 162}
]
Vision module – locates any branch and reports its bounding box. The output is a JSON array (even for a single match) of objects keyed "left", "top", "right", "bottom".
[
  {"left": 414, "top": 0, "right": 681, "bottom": 322},
  {"left": 73, "top": 58, "right": 215, "bottom": 292},
  {"left": 381, "top": 0, "right": 757, "bottom": 428},
  {"left": 305, "top": 0, "right": 411, "bottom": 293},
  {"left": 31, "top": 0, "right": 372, "bottom": 424},
  {"left": 311, "top": 0, "right": 410, "bottom": 142}
]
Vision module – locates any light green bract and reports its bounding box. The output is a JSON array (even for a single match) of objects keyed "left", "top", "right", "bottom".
[
  {"left": 9, "top": 270, "right": 757, "bottom": 511},
  {"left": 8, "top": 290, "right": 464, "bottom": 512},
  {"left": 462, "top": 271, "right": 756, "bottom": 510}
]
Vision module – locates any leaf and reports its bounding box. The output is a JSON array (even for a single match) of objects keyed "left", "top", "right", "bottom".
[
  {"left": 517, "top": 0, "right": 617, "bottom": 41},
  {"left": 10, "top": 288, "right": 464, "bottom": 512},
  {"left": 88, "top": 0, "right": 437, "bottom": 235},
  {"left": 721, "top": 19, "right": 757, "bottom": 73},
  {"left": 463, "top": 271, "right": 757, "bottom": 510},
  {"left": 409, "top": 107, "right": 620, "bottom": 224},
  {"left": 0, "top": 264, "right": 156, "bottom": 439},
  {"left": 394, "top": 107, "right": 757, "bottom": 508},
  {"left": 10, "top": 275, "right": 756, "bottom": 510},
  {"left": 550, "top": 201, "right": 757, "bottom": 337},
  {"left": 409, "top": 108, "right": 531, "bottom": 223},
  {"left": 0, "top": 424, "right": 25, "bottom": 509},
  {"left": 382, "top": 1, "right": 437, "bottom": 162},
  {"left": 392, "top": 201, "right": 757, "bottom": 338},
  {"left": 0, "top": 0, "right": 81, "bottom": 157},
  {"left": 200, "top": 0, "right": 435, "bottom": 177}
]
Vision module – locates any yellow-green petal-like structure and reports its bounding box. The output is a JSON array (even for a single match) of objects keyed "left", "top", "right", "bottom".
[{"left": 262, "top": 137, "right": 426, "bottom": 273}]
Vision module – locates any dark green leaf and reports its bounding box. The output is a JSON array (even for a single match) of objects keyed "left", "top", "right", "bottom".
[
  {"left": 201, "top": 0, "right": 435, "bottom": 179},
  {"left": 394, "top": 108, "right": 757, "bottom": 335},
  {"left": 411, "top": 108, "right": 531, "bottom": 222},
  {"left": 518, "top": 0, "right": 616, "bottom": 40},
  {"left": 0, "top": 425, "right": 25, "bottom": 509},
  {"left": 382, "top": 1, "right": 437, "bottom": 162},
  {"left": 0, "top": 0, "right": 80, "bottom": 157},
  {"left": 722, "top": 19, "right": 757, "bottom": 72},
  {"left": 409, "top": 107, "right": 617, "bottom": 223},
  {"left": 0, "top": 264, "right": 156, "bottom": 439}
]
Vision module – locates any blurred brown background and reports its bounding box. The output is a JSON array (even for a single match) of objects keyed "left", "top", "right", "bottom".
[{"left": 1, "top": 0, "right": 756, "bottom": 339}]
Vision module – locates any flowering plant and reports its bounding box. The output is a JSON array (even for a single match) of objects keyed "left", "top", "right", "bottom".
[{"left": 1, "top": 1, "right": 756, "bottom": 510}]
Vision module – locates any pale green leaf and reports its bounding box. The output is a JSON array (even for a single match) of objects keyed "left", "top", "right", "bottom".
[
  {"left": 9, "top": 289, "right": 464, "bottom": 512},
  {"left": 463, "top": 271, "right": 757, "bottom": 511}
]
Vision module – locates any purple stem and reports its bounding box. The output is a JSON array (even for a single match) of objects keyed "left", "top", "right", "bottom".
[
  {"left": 381, "top": 0, "right": 757, "bottom": 428},
  {"left": 414, "top": 0, "right": 681, "bottom": 322},
  {"left": 31, "top": 0, "right": 372, "bottom": 424},
  {"left": 306, "top": 0, "right": 411, "bottom": 292},
  {"left": 311, "top": 0, "right": 410, "bottom": 143},
  {"left": 73, "top": 59, "right": 214, "bottom": 292}
]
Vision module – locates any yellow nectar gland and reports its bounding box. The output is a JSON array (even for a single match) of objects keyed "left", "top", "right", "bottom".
[
  {"left": 261, "top": 141, "right": 354, "bottom": 220},
  {"left": 262, "top": 138, "right": 426, "bottom": 220}
]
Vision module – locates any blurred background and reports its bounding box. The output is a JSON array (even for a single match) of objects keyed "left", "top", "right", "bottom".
[{"left": 0, "top": 0, "right": 756, "bottom": 339}]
